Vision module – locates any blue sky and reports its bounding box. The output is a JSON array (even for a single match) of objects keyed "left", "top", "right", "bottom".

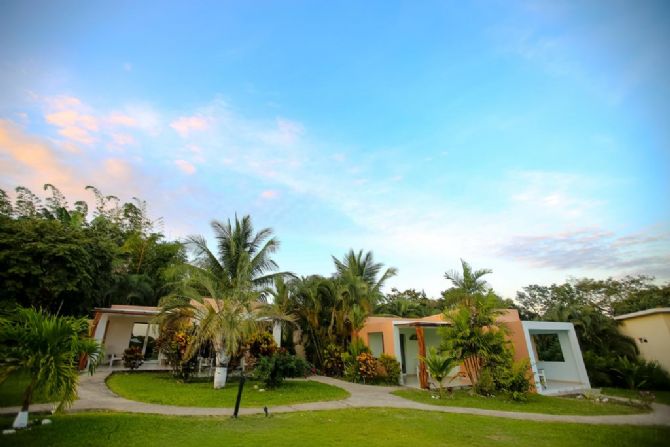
[{"left": 1, "top": 0, "right": 668, "bottom": 298}]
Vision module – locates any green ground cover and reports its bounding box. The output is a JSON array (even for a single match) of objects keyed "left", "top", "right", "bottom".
[
  {"left": 0, "top": 373, "right": 50, "bottom": 407},
  {"left": 392, "top": 388, "right": 646, "bottom": 415},
  {"left": 0, "top": 409, "right": 667, "bottom": 447},
  {"left": 601, "top": 388, "right": 670, "bottom": 406},
  {"left": 106, "top": 372, "right": 349, "bottom": 407}
]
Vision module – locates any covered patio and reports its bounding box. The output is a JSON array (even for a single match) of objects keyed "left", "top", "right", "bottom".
[
  {"left": 521, "top": 321, "right": 591, "bottom": 395},
  {"left": 391, "top": 321, "right": 468, "bottom": 389}
]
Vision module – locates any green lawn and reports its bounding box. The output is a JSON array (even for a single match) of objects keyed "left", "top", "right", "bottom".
[
  {"left": 0, "top": 373, "right": 50, "bottom": 407},
  {"left": 106, "top": 372, "right": 349, "bottom": 407},
  {"left": 393, "top": 388, "right": 646, "bottom": 415},
  {"left": 0, "top": 409, "right": 667, "bottom": 447},
  {"left": 601, "top": 388, "right": 670, "bottom": 406}
]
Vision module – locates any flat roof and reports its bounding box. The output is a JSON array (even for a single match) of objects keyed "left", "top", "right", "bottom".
[
  {"left": 614, "top": 307, "right": 670, "bottom": 321},
  {"left": 94, "top": 306, "right": 160, "bottom": 316}
]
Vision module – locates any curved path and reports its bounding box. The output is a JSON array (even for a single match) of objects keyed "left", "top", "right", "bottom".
[{"left": 2, "top": 369, "right": 669, "bottom": 426}]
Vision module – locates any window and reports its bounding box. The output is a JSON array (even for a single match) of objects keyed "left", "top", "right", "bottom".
[
  {"left": 533, "top": 334, "right": 565, "bottom": 362},
  {"left": 368, "top": 332, "right": 384, "bottom": 358}
]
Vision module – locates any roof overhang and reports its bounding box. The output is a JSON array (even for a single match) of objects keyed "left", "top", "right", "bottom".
[
  {"left": 94, "top": 307, "right": 160, "bottom": 317},
  {"left": 614, "top": 307, "right": 670, "bottom": 321}
]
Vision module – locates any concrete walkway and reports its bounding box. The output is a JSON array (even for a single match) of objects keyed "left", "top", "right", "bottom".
[{"left": 2, "top": 369, "right": 669, "bottom": 426}]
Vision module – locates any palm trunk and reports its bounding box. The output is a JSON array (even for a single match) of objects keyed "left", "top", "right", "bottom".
[
  {"left": 213, "top": 350, "right": 229, "bottom": 389},
  {"left": 13, "top": 378, "right": 35, "bottom": 429}
]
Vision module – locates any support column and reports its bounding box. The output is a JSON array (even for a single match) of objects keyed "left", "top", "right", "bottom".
[{"left": 416, "top": 326, "right": 429, "bottom": 389}]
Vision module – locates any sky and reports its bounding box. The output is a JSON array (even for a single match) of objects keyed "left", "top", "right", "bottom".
[{"left": 0, "top": 0, "right": 669, "bottom": 299}]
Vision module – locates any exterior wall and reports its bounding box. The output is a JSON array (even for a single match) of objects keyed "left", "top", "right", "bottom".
[
  {"left": 618, "top": 313, "right": 670, "bottom": 373},
  {"left": 357, "top": 310, "right": 535, "bottom": 386},
  {"left": 536, "top": 331, "right": 580, "bottom": 382},
  {"left": 357, "top": 317, "right": 397, "bottom": 356},
  {"left": 102, "top": 315, "right": 154, "bottom": 357}
]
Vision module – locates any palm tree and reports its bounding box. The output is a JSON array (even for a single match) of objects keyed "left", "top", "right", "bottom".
[
  {"left": 422, "top": 347, "right": 459, "bottom": 397},
  {"left": 0, "top": 308, "right": 102, "bottom": 429},
  {"left": 333, "top": 250, "right": 397, "bottom": 312},
  {"left": 443, "top": 259, "right": 492, "bottom": 308},
  {"left": 159, "top": 215, "right": 289, "bottom": 388}
]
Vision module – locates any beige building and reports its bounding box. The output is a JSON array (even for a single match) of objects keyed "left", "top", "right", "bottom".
[{"left": 615, "top": 308, "right": 670, "bottom": 373}]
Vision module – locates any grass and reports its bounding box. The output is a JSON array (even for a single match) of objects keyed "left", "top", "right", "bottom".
[
  {"left": 106, "top": 372, "right": 349, "bottom": 407},
  {"left": 392, "top": 388, "right": 647, "bottom": 415},
  {"left": 601, "top": 388, "right": 670, "bottom": 406},
  {"left": 0, "top": 373, "right": 50, "bottom": 407},
  {"left": 0, "top": 409, "right": 667, "bottom": 447}
]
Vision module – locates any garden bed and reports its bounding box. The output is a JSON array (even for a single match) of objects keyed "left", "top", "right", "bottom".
[
  {"left": 392, "top": 388, "right": 648, "bottom": 415},
  {"left": 105, "top": 372, "right": 349, "bottom": 407}
]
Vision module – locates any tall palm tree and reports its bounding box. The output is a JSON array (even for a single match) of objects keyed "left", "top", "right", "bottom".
[
  {"left": 332, "top": 249, "right": 397, "bottom": 313},
  {"left": 443, "top": 259, "right": 493, "bottom": 308},
  {"left": 0, "top": 308, "right": 102, "bottom": 428},
  {"left": 159, "top": 215, "right": 289, "bottom": 388}
]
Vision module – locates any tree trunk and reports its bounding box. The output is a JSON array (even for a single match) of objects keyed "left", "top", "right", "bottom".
[
  {"left": 13, "top": 379, "right": 35, "bottom": 428},
  {"left": 213, "top": 350, "right": 229, "bottom": 389}
]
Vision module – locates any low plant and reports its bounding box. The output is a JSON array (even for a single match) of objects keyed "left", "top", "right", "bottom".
[
  {"left": 322, "top": 344, "right": 345, "bottom": 377},
  {"left": 254, "top": 350, "right": 311, "bottom": 388},
  {"left": 122, "top": 347, "right": 144, "bottom": 370},
  {"left": 247, "top": 332, "right": 278, "bottom": 358},
  {"left": 378, "top": 354, "right": 401, "bottom": 385},
  {"left": 421, "top": 348, "right": 458, "bottom": 397}
]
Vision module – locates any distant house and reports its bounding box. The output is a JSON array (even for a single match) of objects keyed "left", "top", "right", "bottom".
[
  {"left": 615, "top": 307, "right": 670, "bottom": 373},
  {"left": 356, "top": 309, "right": 591, "bottom": 395},
  {"left": 91, "top": 303, "right": 283, "bottom": 368}
]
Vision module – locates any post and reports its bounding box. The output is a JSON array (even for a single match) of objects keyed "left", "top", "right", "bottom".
[
  {"left": 416, "top": 326, "right": 429, "bottom": 389},
  {"left": 233, "top": 374, "right": 245, "bottom": 418}
]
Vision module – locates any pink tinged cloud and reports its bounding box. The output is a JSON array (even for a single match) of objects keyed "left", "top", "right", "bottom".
[
  {"left": 170, "top": 116, "right": 209, "bottom": 137},
  {"left": 174, "top": 159, "right": 196, "bottom": 175},
  {"left": 107, "top": 113, "right": 139, "bottom": 127},
  {"left": 260, "top": 190, "right": 279, "bottom": 199}
]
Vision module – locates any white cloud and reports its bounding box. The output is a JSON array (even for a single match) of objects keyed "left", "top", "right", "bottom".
[
  {"left": 174, "top": 159, "right": 196, "bottom": 175},
  {"left": 170, "top": 115, "right": 209, "bottom": 137}
]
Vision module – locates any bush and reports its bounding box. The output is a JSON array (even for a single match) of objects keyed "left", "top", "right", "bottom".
[
  {"left": 322, "top": 344, "right": 345, "bottom": 377},
  {"left": 122, "top": 347, "right": 144, "bottom": 370},
  {"left": 247, "top": 332, "right": 278, "bottom": 358},
  {"left": 155, "top": 329, "right": 198, "bottom": 381},
  {"left": 495, "top": 360, "right": 532, "bottom": 401},
  {"left": 475, "top": 367, "right": 496, "bottom": 396},
  {"left": 378, "top": 354, "right": 401, "bottom": 385},
  {"left": 254, "top": 350, "right": 311, "bottom": 388}
]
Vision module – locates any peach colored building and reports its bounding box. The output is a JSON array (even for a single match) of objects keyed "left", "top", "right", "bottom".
[{"left": 357, "top": 309, "right": 591, "bottom": 395}]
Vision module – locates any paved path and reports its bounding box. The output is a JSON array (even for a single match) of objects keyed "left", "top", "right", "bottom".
[{"left": 2, "top": 369, "right": 669, "bottom": 426}]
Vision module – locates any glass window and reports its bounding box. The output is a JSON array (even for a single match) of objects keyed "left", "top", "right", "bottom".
[{"left": 368, "top": 332, "right": 384, "bottom": 358}]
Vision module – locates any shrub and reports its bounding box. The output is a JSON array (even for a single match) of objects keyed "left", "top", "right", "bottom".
[
  {"left": 322, "top": 344, "right": 345, "bottom": 377},
  {"left": 122, "top": 347, "right": 144, "bottom": 370},
  {"left": 495, "top": 359, "right": 532, "bottom": 401},
  {"left": 356, "top": 352, "right": 377, "bottom": 382},
  {"left": 378, "top": 354, "right": 401, "bottom": 385},
  {"left": 155, "top": 329, "right": 197, "bottom": 381},
  {"left": 348, "top": 338, "right": 370, "bottom": 357},
  {"left": 254, "top": 350, "right": 311, "bottom": 388},
  {"left": 475, "top": 367, "right": 496, "bottom": 396},
  {"left": 247, "top": 332, "right": 278, "bottom": 358}
]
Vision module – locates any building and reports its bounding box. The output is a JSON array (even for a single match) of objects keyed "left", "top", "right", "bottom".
[
  {"left": 356, "top": 309, "right": 591, "bottom": 395},
  {"left": 614, "top": 307, "right": 670, "bottom": 373}
]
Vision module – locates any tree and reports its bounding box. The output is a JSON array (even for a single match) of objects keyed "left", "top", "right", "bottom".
[
  {"left": 0, "top": 307, "right": 101, "bottom": 428},
  {"left": 422, "top": 347, "right": 458, "bottom": 397},
  {"left": 159, "top": 215, "right": 289, "bottom": 388},
  {"left": 442, "top": 259, "right": 493, "bottom": 308},
  {"left": 440, "top": 294, "right": 510, "bottom": 386},
  {"left": 376, "top": 288, "right": 441, "bottom": 317},
  {"left": 332, "top": 249, "right": 397, "bottom": 313}
]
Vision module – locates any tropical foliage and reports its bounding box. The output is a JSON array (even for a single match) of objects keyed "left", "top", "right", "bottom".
[
  {"left": 157, "top": 215, "right": 293, "bottom": 388},
  {"left": 421, "top": 347, "right": 458, "bottom": 397},
  {"left": 0, "top": 184, "right": 184, "bottom": 316},
  {"left": 515, "top": 276, "right": 670, "bottom": 389},
  {"left": 0, "top": 307, "right": 102, "bottom": 428}
]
